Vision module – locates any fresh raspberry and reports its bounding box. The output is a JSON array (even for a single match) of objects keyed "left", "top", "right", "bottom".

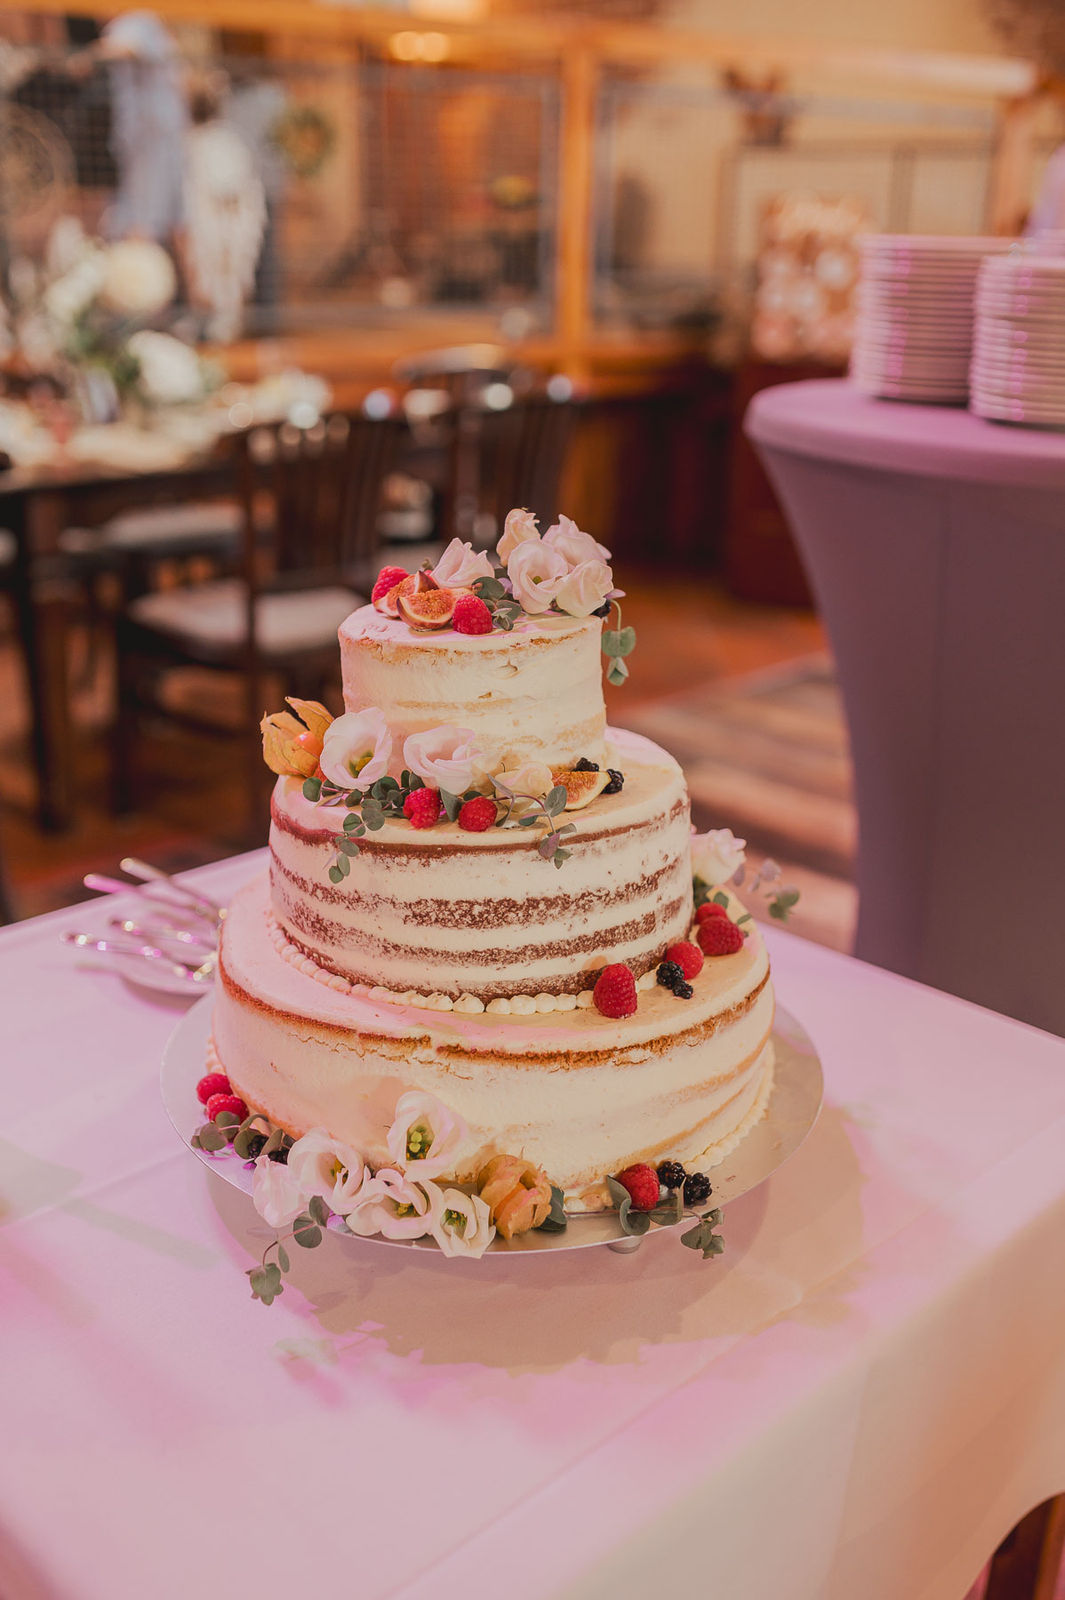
[
  {"left": 593, "top": 963, "right": 638, "bottom": 1018},
  {"left": 665, "top": 941, "right": 703, "bottom": 979},
  {"left": 196, "top": 1070, "right": 231, "bottom": 1104},
  {"left": 458, "top": 796, "right": 497, "bottom": 831},
  {"left": 371, "top": 565, "right": 409, "bottom": 605},
  {"left": 403, "top": 787, "right": 442, "bottom": 828},
  {"left": 452, "top": 594, "right": 493, "bottom": 636},
  {"left": 614, "top": 1163, "right": 661, "bottom": 1211},
  {"left": 696, "top": 902, "right": 729, "bottom": 924},
  {"left": 698, "top": 917, "right": 744, "bottom": 956},
  {"left": 205, "top": 1092, "right": 248, "bottom": 1123}
]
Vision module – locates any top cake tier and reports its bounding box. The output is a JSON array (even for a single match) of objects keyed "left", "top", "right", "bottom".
[{"left": 339, "top": 604, "right": 607, "bottom": 770}]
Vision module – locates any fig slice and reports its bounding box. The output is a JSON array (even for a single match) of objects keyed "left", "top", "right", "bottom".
[
  {"left": 398, "top": 582, "right": 458, "bottom": 630},
  {"left": 550, "top": 768, "right": 611, "bottom": 810},
  {"left": 385, "top": 568, "right": 439, "bottom": 620}
]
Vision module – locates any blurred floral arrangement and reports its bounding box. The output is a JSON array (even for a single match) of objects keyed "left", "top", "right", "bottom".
[
  {"left": 6, "top": 218, "right": 215, "bottom": 422},
  {"left": 271, "top": 105, "right": 336, "bottom": 180},
  {"left": 751, "top": 192, "right": 868, "bottom": 365}
]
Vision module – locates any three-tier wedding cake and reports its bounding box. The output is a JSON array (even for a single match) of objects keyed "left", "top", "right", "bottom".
[{"left": 209, "top": 513, "right": 777, "bottom": 1235}]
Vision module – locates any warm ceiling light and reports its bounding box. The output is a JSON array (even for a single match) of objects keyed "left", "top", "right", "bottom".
[
  {"left": 412, "top": 0, "right": 485, "bottom": 18},
  {"left": 388, "top": 29, "right": 451, "bottom": 61}
]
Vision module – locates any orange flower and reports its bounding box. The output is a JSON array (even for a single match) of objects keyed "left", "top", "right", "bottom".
[
  {"left": 476, "top": 1154, "right": 553, "bottom": 1240},
  {"left": 260, "top": 698, "right": 333, "bottom": 778}
]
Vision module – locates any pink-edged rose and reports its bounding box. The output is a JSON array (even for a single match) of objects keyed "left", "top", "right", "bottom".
[
  {"left": 344, "top": 1168, "right": 440, "bottom": 1240},
  {"left": 431, "top": 538, "right": 495, "bottom": 590},
  {"left": 432, "top": 1189, "right": 495, "bottom": 1258},
  {"left": 497, "top": 507, "right": 540, "bottom": 563},
  {"left": 542, "top": 514, "right": 611, "bottom": 567},
  {"left": 386, "top": 1090, "right": 468, "bottom": 1180},
  {"left": 319, "top": 707, "right": 392, "bottom": 788},
  {"left": 403, "top": 725, "right": 487, "bottom": 795},
  {"left": 553, "top": 558, "right": 614, "bottom": 618},
  {"left": 252, "top": 1154, "right": 307, "bottom": 1230},
  {"left": 506, "top": 539, "right": 568, "bottom": 614},
  {"left": 285, "top": 1128, "right": 366, "bottom": 1216}
]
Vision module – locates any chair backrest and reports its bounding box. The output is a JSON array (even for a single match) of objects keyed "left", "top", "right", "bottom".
[
  {"left": 236, "top": 405, "right": 403, "bottom": 594},
  {"left": 481, "top": 390, "right": 579, "bottom": 531}
]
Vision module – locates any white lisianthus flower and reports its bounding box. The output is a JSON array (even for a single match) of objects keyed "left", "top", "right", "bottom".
[
  {"left": 252, "top": 1154, "right": 307, "bottom": 1230},
  {"left": 431, "top": 538, "right": 495, "bottom": 590},
  {"left": 319, "top": 707, "right": 393, "bottom": 788},
  {"left": 98, "top": 239, "right": 177, "bottom": 317},
  {"left": 344, "top": 1168, "right": 440, "bottom": 1240},
  {"left": 507, "top": 539, "right": 568, "bottom": 614},
  {"left": 285, "top": 1128, "right": 366, "bottom": 1216},
  {"left": 43, "top": 252, "right": 106, "bottom": 329},
  {"left": 386, "top": 1090, "right": 468, "bottom": 1180},
  {"left": 542, "top": 514, "right": 611, "bottom": 567},
  {"left": 553, "top": 559, "right": 614, "bottom": 618},
  {"left": 404, "top": 725, "right": 484, "bottom": 795},
  {"left": 432, "top": 1188, "right": 495, "bottom": 1258},
  {"left": 497, "top": 507, "right": 540, "bottom": 563},
  {"left": 127, "top": 330, "right": 205, "bottom": 405},
  {"left": 691, "top": 828, "right": 747, "bottom": 887}
]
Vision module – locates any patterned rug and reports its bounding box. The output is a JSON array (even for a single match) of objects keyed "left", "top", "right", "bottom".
[{"left": 623, "top": 653, "right": 857, "bottom": 953}]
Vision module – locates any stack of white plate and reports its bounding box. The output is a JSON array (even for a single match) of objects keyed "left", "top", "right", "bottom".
[
  {"left": 851, "top": 234, "right": 1012, "bottom": 403},
  {"left": 970, "top": 252, "right": 1065, "bottom": 427}
]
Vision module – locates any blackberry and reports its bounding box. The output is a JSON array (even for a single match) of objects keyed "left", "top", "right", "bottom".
[
  {"left": 244, "top": 1132, "right": 267, "bottom": 1161},
  {"left": 657, "top": 1160, "right": 687, "bottom": 1190},
  {"left": 683, "top": 1171, "right": 712, "bottom": 1207},
  {"left": 657, "top": 960, "right": 685, "bottom": 990},
  {"left": 268, "top": 1146, "right": 289, "bottom": 1165},
  {"left": 593, "top": 600, "right": 612, "bottom": 618},
  {"left": 603, "top": 769, "right": 625, "bottom": 795},
  {"left": 674, "top": 980, "right": 694, "bottom": 1000},
  {"left": 574, "top": 757, "right": 600, "bottom": 772}
]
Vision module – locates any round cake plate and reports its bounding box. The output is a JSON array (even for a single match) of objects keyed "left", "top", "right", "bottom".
[{"left": 161, "top": 996, "right": 823, "bottom": 1256}]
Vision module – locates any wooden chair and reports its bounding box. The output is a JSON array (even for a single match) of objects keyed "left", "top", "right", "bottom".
[
  {"left": 111, "top": 405, "right": 402, "bottom": 843},
  {"left": 480, "top": 386, "right": 579, "bottom": 532}
]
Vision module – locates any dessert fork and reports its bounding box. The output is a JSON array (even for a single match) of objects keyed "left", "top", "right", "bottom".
[{"left": 61, "top": 931, "right": 217, "bottom": 985}]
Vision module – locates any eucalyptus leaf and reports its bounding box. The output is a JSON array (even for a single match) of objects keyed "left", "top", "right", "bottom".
[
  {"left": 680, "top": 1222, "right": 706, "bottom": 1251},
  {"left": 712, "top": 891, "right": 729, "bottom": 907},
  {"left": 328, "top": 866, "right": 343, "bottom": 885},
  {"left": 439, "top": 789, "right": 462, "bottom": 823},
  {"left": 518, "top": 814, "right": 539, "bottom": 827},
  {"left": 308, "top": 1195, "right": 331, "bottom": 1226},
  {"left": 553, "top": 849, "right": 570, "bottom": 868},
  {"left": 342, "top": 812, "right": 361, "bottom": 832},
  {"left": 302, "top": 777, "right": 322, "bottom": 801},
  {"left": 545, "top": 785, "right": 568, "bottom": 815},
  {"left": 336, "top": 852, "right": 351, "bottom": 876},
  {"left": 276, "top": 1244, "right": 290, "bottom": 1273},
  {"left": 604, "top": 1175, "right": 631, "bottom": 1209},
  {"left": 198, "top": 1124, "right": 226, "bottom": 1152},
  {"left": 537, "top": 834, "right": 559, "bottom": 859},
  {"left": 606, "top": 659, "right": 629, "bottom": 687},
  {"left": 614, "top": 625, "right": 636, "bottom": 657},
  {"left": 336, "top": 836, "right": 359, "bottom": 856},
  {"left": 345, "top": 789, "right": 363, "bottom": 807},
  {"left": 472, "top": 576, "right": 506, "bottom": 601},
  {"left": 292, "top": 1215, "right": 323, "bottom": 1249}
]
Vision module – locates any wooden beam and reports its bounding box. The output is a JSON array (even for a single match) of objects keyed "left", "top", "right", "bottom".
[{"left": 557, "top": 47, "right": 597, "bottom": 376}]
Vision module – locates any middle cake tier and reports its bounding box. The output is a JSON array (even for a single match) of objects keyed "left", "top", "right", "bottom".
[{"left": 269, "top": 727, "right": 692, "bottom": 1001}]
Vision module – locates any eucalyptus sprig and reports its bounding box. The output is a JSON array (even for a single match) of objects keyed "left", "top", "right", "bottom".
[
  {"left": 248, "top": 1194, "right": 332, "bottom": 1306},
  {"left": 301, "top": 769, "right": 426, "bottom": 883},
  {"left": 493, "top": 778, "right": 577, "bottom": 869},
  {"left": 470, "top": 574, "right": 523, "bottom": 631},
  {"left": 604, "top": 1176, "right": 723, "bottom": 1257},
  {"left": 601, "top": 600, "right": 636, "bottom": 688}
]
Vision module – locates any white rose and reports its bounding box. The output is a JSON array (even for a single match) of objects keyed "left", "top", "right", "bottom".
[
  {"left": 285, "top": 1128, "right": 366, "bottom": 1216},
  {"left": 319, "top": 707, "right": 392, "bottom": 788},
  {"left": 386, "top": 1090, "right": 468, "bottom": 1180},
  {"left": 99, "top": 239, "right": 177, "bottom": 317},
  {"left": 507, "top": 539, "right": 568, "bottom": 614},
  {"left": 542, "top": 514, "right": 611, "bottom": 567},
  {"left": 494, "top": 761, "right": 555, "bottom": 801},
  {"left": 404, "top": 725, "right": 484, "bottom": 795},
  {"left": 431, "top": 538, "right": 495, "bottom": 590},
  {"left": 432, "top": 1188, "right": 495, "bottom": 1258},
  {"left": 344, "top": 1168, "right": 440, "bottom": 1240},
  {"left": 252, "top": 1154, "right": 307, "bottom": 1230},
  {"left": 691, "top": 828, "right": 747, "bottom": 887},
  {"left": 553, "top": 559, "right": 614, "bottom": 618},
  {"left": 127, "top": 330, "right": 204, "bottom": 405},
  {"left": 497, "top": 507, "right": 539, "bottom": 563}
]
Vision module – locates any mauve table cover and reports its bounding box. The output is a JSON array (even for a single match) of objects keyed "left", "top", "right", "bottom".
[
  {"left": 2, "top": 853, "right": 1065, "bottom": 1600},
  {"left": 747, "top": 378, "right": 1065, "bottom": 1033}
]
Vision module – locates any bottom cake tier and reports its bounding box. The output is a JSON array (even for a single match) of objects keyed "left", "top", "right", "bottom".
[{"left": 212, "top": 874, "right": 776, "bottom": 1211}]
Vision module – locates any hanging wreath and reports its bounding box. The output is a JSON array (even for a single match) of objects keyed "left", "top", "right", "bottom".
[{"left": 271, "top": 104, "right": 336, "bottom": 180}]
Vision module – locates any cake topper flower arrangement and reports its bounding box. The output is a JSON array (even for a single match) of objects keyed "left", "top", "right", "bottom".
[
  {"left": 369, "top": 511, "right": 637, "bottom": 686},
  {"left": 190, "top": 1078, "right": 724, "bottom": 1304}
]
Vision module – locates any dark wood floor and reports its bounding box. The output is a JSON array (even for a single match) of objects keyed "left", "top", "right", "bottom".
[{"left": 0, "top": 564, "right": 847, "bottom": 946}]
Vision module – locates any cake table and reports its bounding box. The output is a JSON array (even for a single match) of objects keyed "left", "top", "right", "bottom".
[
  {"left": 3, "top": 853, "right": 1065, "bottom": 1599},
  {"left": 746, "top": 378, "right": 1065, "bottom": 1035}
]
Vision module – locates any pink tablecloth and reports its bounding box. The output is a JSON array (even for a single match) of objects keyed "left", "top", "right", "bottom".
[{"left": 3, "top": 853, "right": 1065, "bottom": 1600}]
